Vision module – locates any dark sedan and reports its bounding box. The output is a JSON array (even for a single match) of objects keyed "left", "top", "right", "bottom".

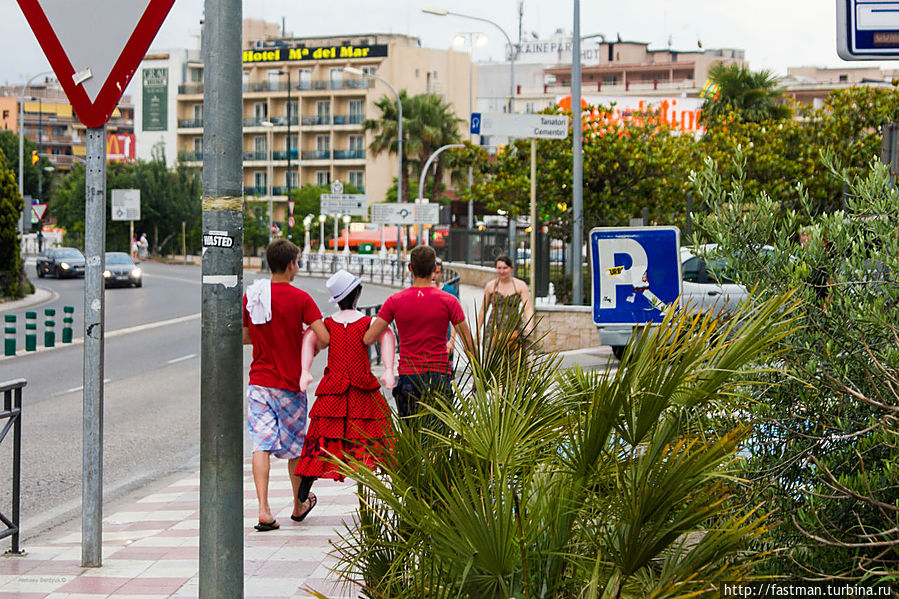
[
  {"left": 36, "top": 247, "right": 85, "bottom": 278},
  {"left": 103, "top": 252, "right": 143, "bottom": 288}
]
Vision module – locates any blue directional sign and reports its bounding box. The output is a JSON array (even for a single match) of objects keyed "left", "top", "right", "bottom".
[
  {"left": 470, "top": 112, "right": 482, "bottom": 135},
  {"left": 838, "top": 0, "right": 899, "bottom": 59},
  {"left": 589, "top": 227, "right": 681, "bottom": 326}
]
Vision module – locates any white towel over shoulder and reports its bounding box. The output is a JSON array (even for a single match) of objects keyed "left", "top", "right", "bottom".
[{"left": 245, "top": 279, "right": 272, "bottom": 325}]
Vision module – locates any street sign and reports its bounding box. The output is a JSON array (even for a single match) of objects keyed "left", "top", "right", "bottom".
[
  {"left": 470, "top": 112, "right": 570, "bottom": 139},
  {"left": 837, "top": 0, "right": 899, "bottom": 59},
  {"left": 589, "top": 227, "right": 681, "bottom": 326},
  {"left": 287, "top": 216, "right": 295, "bottom": 228},
  {"left": 320, "top": 193, "right": 368, "bottom": 216},
  {"left": 31, "top": 202, "right": 47, "bottom": 221},
  {"left": 330, "top": 180, "right": 343, "bottom": 194},
  {"left": 16, "top": 0, "right": 176, "bottom": 127},
  {"left": 288, "top": 200, "right": 295, "bottom": 215},
  {"left": 371, "top": 203, "right": 439, "bottom": 225},
  {"left": 111, "top": 189, "right": 141, "bottom": 221}
]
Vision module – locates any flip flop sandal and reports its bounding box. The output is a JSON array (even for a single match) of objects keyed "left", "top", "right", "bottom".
[
  {"left": 253, "top": 520, "right": 279, "bottom": 532},
  {"left": 291, "top": 492, "right": 317, "bottom": 522}
]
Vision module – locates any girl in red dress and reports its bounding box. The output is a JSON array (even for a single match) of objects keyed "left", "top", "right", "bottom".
[{"left": 292, "top": 270, "right": 395, "bottom": 521}]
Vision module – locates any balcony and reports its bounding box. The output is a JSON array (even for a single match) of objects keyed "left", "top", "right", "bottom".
[
  {"left": 179, "top": 151, "right": 203, "bottom": 162},
  {"left": 243, "top": 117, "right": 271, "bottom": 127},
  {"left": 301, "top": 150, "right": 331, "bottom": 160},
  {"left": 333, "top": 114, "right": 365, "bottom": 125},
  {"left": 243, "top": 151, "right": 269, "bottom": 161},
  {"left": 269, "top": 116, "right": 299, "bottom": 127},
  {"left": 178, "top": 82, "right": 204, "bottom": 95},
  {"left": 178, "top": 119, "right": 203, "bottom": 128},
  {"left": 333, "top": 150, "right": 365, "bottom": 160},
  {"left": 244, "top": 186, "right": 288, "bottom": 196},
  {"left": 272, "top": 149, "right": 299, "bottom": 161},
  {"left": 301, "top": 115, "right": 331, "bottom": 126}
]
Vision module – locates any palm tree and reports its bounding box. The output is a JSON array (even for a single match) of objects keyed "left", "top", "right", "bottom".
[
  {"left": 363, "top": 92, "right": 463, "bottom": 202},
  {"left": 311, "top": 293, "right": 799, "bottom": 599},
  {"left": 700, "top": 63, "right": 792, "bottom": 126}
]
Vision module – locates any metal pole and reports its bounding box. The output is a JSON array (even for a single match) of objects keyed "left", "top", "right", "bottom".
[
  {"left": 18, "top": 72, "right": 53, "bottom": 245},
  {"left": 418, "top": 143, "right": 464, "bottom": 251},
  {"left": 334, "top": 214, "right": 339, "bottom": 258},
  {"left": 529, "top": 138, "right": 537, "bottom": 299},
  {"left": 37, "top": 98, "right": 42, "bottom": 207},
  {"left": 571, "top": 0, "right": 584, "bottom": 305},
  {"left": 200, "top": 0, "right": 244, "bottom": 596},
  {"left": 81, "top": 125, "right": 106, "bottom": 567}
]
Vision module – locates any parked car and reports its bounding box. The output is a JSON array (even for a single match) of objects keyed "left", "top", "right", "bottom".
[
  {"left": 36, "top": 247, "right": 85, "bottom": 278},
  {"left": 103, "top": 252, "right": 142, "bottom": 288}
]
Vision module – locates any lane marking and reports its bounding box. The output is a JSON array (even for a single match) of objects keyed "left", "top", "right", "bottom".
[
  {"left": 167, "top": 353, "right": 196, "bottom": 365},
  {"left": 57, "top": 378, "right": 111, "bottom": 396}
]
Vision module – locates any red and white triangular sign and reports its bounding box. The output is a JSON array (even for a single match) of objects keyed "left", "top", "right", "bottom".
[
  {"left": 32, "top": 203, "right": 47, "bottom": 220},
  {"left": 17, "top": 0, "right": 175, "bottom": 128}
]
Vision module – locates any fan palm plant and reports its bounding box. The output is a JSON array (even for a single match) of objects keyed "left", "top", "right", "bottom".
[
  {"left": 699, "top": 63, "right": 793, "bottom": 126},
  {"left": 310, "top": 292, "right": 799, "bottom": 599}
]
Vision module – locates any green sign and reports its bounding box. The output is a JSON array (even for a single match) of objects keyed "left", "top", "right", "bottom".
[{"left": 142, "top": 67, "right": 168, "bottom": 132}]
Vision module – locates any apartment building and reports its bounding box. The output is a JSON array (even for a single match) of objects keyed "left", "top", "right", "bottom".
[{"left": 175, "top": 25, "right": 473, "bottom": 225}]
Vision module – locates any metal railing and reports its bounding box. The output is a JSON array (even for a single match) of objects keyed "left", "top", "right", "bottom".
[{"left": 0, "top": 379, "right": 25, "bottom": 556}]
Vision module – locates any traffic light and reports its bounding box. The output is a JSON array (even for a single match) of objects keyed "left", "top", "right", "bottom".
[{"left": 31, "top": 150, "right": 38, "bottom": 165}]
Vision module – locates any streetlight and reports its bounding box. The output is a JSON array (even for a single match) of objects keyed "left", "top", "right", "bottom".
[
  {"left": 19, "top": 71, "right": 53, "bottom": 243},
  {"left": 318, "top": 214, "right": 327, "bottom": 256},
  {"left": 303, "top": 214, "right": 313, "bottom": 258},
  {"left": 261, "top": 121, "right": 274, "bottom": 244},
  {"left": 423, "top": 8, "right": 516, "bottom": 114},
  {"left": 333, "top": 213, "right": 340, "bottom": 259},
  {"left": 418, "top": 143, "right": 464, "bottom": 247},
  {"left": 344, "top": 65, "right": 404, "bottom": 275},
  {"left": 342, "top": 215, "right": 351, "bottom": 256}
]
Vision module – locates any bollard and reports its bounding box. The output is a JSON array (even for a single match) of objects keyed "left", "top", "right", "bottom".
[
  {"left": 44, "top": 308, "right": 56, "bottom": 348},
  {"left": 24, "top": 312, "right": 36, "bottom": 352},
  {"left": 4, "top": 314, "right": 15, "bottom": 356},
  {"left": 62, "top": 306, "right": 74, "bottom": 343}
]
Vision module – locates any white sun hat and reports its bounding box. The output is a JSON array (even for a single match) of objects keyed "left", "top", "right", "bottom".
[{"left": 326, "top": 269, "right": 362, "bottom": 304}]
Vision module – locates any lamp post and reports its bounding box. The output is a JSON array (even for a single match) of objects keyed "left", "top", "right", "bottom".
[
  {"left": 19, "top": 71, "right": 53, "bottom": 243},
  {"left": 572, "top": 0, "right": 584, "bottom": 305},
  {"left": 454, "top": 32, "right": 487, "bottom": 235},
  {"left": 318, "top": 214, "right": 326, "bottom": 256},
  {"left": 261, "top": 121, "right": 274, "bottom": 244},
  {"left": 342, "top": 215, "right": 351, "bottom": 256},
  {"left": 424, "top": 8, "right": 516, "bottom": 114},
  {"left": 344, "top": 66, "right": 403, "bottom": 276},
  {"left": 303, "top": 214, "right": 313, "bottom": 258},
  {"left": 333, "top": 213, "right": 340, "bottom": 259},
  {"left": 418, "top": 143, "right": 464, "bottom": 248}
]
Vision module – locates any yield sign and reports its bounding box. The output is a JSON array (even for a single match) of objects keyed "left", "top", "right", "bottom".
[
  {"left": 17, "top": 0, "right": 176, "bottom": 128},
  {"left": 32, "top": 202, "right": 47, "bottom": 220}
]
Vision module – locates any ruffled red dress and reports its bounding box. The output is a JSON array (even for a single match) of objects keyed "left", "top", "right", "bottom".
[{"left": 294, "top": 316, "right": 393, "bottom": 481}]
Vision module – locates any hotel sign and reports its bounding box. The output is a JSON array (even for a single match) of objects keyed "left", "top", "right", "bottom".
[{"left": 243, "top": 44, "right": 388, "bottom": 63}]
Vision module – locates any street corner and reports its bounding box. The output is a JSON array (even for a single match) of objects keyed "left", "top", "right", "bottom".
[{"left": 0, "top": 286, "right": 54, "bottom": 313}]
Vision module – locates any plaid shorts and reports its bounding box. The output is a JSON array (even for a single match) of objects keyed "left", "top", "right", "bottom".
[{"left": 246, "top": 385, "right": 307, "bottom": 459}]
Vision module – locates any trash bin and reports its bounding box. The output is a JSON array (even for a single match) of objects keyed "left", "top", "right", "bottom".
[{"left": 358, "top": 242, "right": 374, "bottom": 255}]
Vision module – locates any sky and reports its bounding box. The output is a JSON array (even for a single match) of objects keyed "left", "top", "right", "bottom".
[{"left": 2, "top": 0, "right": 899, "bottom": 88}]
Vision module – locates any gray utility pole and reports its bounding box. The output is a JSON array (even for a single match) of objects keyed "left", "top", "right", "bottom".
[
  {"left": 81, "top": 126, "right": 106, "bottom": 567},
  {"left": 18, "top": 72, "right": 52, "bottom": 241},
  {"left": 200, "top": 0, "right": 244, "bottom": 596},
  {"left": 571, "top": 0, "right": 585, "bottom": 305}
]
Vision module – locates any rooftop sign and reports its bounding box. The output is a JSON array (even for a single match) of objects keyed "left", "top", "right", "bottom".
[{"left": 243, "top": 44, "right": 388, "bottom": 63}]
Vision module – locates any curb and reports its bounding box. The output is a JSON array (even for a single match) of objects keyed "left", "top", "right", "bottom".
[{"left": 0, "top": 287, "right": 54, "bottom": 313}]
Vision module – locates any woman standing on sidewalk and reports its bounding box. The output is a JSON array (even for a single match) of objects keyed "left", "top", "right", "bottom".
[
  {"left": 479, "top": 255, "right": 535, "bottom": 349},
  {"left": 293, "top": 270, "right": 396, "bottom": 520}
]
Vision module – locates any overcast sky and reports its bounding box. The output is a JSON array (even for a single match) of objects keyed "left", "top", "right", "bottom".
[{"left": 3, "top": 0, "right": 899, "bottom": 88}]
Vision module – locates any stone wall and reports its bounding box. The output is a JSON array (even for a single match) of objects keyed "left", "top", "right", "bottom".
[
  {"left": 445, "top": 262, "right": 498, "bottom": 288},
  {"left": 534, "top": 304, "right": 599, "bottom": 353}
]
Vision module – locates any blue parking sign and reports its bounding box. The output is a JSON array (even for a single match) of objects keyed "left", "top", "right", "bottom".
[
  {"left": 470, "top": 113, "right": 482, "bottom": 135},
  {"left": 589, "top": 227, "right": 681, "bottom": 325}
]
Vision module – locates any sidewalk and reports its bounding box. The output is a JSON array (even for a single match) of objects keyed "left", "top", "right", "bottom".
[{"left": 0, "top": 283, "right": 613, "bottom": 598}]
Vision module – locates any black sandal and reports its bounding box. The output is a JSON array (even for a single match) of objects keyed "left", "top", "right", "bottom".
[{"left": 291, "top": 492, "right": 317, "bottom": 522}]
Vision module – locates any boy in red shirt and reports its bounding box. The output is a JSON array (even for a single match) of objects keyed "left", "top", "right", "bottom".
[
  {"left": 363, "top": 246, "right": 473, "bottom": 418},
  {"left": 243, "top": 239, "right": 329, "bottom": 530}
]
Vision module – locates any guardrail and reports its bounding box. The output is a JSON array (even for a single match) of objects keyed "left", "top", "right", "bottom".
[{"left": 0, "top": 379, "right": 25, "bottom": 555}]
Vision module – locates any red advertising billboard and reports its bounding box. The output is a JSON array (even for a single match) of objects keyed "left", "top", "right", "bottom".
[{"left": 107, "top": 134, "right": 135, "bottom": 162}]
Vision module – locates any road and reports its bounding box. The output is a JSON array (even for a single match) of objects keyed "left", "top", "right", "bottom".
[{"left": 0, "top": 260, "right": 395, "bottom": 544}]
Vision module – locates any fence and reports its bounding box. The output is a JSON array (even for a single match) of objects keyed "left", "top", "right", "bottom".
[{"left": 0, "top": 379, "right": 25, "bottom": 555}]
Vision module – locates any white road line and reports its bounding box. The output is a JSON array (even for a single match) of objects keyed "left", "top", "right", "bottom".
[
  {"left": 167, "top": 353, "right": 196, "bottom": 364},
  {"left": 58, "top": 378, "right": 111, "bottom": 396}
]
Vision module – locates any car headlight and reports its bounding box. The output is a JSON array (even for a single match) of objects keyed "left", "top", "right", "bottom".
[
  {"left": 103, "top": 270, "right": 111, "bottom": 278},
  {"left": 131, "top": 268, "right": 141, "bottom": 278},
  {"left": 60, "top": 262, "right": 70, "bottom": 270}
]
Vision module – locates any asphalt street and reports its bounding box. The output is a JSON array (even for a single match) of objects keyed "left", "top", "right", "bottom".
[{"left": 0, "top": 260, "right": 395, "bottom": 545}]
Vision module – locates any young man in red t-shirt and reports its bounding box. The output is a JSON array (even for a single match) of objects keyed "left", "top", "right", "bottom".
[
  {"left": 242, "top": 239, "right": 329, "bottom": 530},
  {"left": 363, "top": 246, "right": 473, "bottom": 418}
]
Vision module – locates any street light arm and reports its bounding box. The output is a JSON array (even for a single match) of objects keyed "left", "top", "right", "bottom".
[{"left": 418, "top": 144, "right": 465, "bottom": 203}]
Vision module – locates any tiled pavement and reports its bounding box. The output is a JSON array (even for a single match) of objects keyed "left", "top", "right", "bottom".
[{"left": 0, "top": 460, "right": 361, "bottom": 598}]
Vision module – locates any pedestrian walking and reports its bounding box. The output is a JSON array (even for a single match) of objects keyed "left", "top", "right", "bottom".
[
  {"left": 242, "top": 239, "right": 329, "bottom": 531},
  {"left": 363, "top": 246, "right": 473, "bottom": 418},
  {"left": 137, "top": 233, "right": 149, "bottom": 260},
  {"left": 130, "top": 237, "right": 139, "bottom": 260},
  {"left": 479, "top": 254, "right": 535, "bottom": 349},
  {"left": 293, "top": 270, "right": 396, "bottom": 512}
]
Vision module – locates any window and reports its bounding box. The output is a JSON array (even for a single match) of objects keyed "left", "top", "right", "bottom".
[
  {"left": 193, "top": 104, "right": 203, "bottom": 120},
  {"left": 192, "top": 67, "right": 203, "bottom": 83},
  {"left": 348, "top": 135, "right": 364, "bottom": 151},
  {"left": 254, "top": 102, "right": 268, "bottom": 121},
  {"left": 254, "top": 136, "right": 267, "bottom": 154},
  {"left": 288, "top": 134, "right": 298, "bottom": 154},
  {"left": 316, "top": 100, "right": 330, "bottom": 119},
  {"left": 348, "top": 170, "right": 364, "bottom": 189},
  {"left": 329, "top": 68, "right": 343, "bottom": 87},
  {"left": 839, "top": 74, "right": 848, "bottom": 82},
  {"left": 682, "top": 256, "right": 702, "bottom": 283},
  {"left": 286, "top": 170, "right": 298, "bottom": 188},
  {"left": 362, "top": 66, "right": 377, "bottom": 77},
  {"left": 254, "top": 171, "right": 267, "bottom": 190},
  {"left": 267, "top": 69, "right": 281, "bottom": 89},
  {"left": 349, "top": 99, "right": 364, "bottom": 118},
  {"left": 286, "top": 100, "right": 298, "bottom": 121},
  {"left": 298, "top": 69, "right": 312, "bottom": 86},
  {"left": 315, "top": 170, "right": 330, "bottom": 185},
  {"left": 193, "top": 137, "right": 203, "bottom": 153},
  {"left": 316, "top": 135, "right": 330, "bottom": 151}
]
